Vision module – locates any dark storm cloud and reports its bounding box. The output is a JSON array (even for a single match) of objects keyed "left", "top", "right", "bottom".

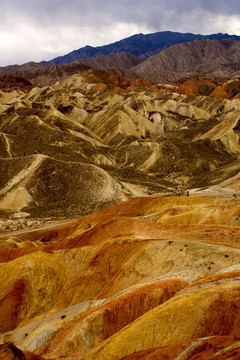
[
  {"left": 0, "top": 0, "right": 240, "bottom": 65},
  {"left": 1, "top": 0, "right": 240, "bottom": 27}
]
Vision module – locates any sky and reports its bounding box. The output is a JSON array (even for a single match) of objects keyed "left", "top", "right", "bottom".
[{"left": 1, "top": 0, "right": 240, "bottom": 66}]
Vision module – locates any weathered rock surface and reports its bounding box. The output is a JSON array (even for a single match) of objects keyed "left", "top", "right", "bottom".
[{"left": 120, "top": 337, "right": 240, "bottom": 360}]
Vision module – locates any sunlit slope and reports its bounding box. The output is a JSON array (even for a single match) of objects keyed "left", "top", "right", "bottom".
[
  {"left": 82, "top": 280, "right": 240, "bottom": 360},
  {"left": 0, "top": 70, "right": 240, "bottom": 359}
]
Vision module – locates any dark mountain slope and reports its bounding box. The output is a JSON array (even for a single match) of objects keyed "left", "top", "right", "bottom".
[{"left": 0, "top": 38, "right": 239, "bottom": 90}]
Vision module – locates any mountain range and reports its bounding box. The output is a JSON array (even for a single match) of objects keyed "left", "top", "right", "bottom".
[
  {"left": 0, "top": 31, "right": 240, "bottom": 90},
  {"left": 47, "top": 31, "right": 240, "bottom": 64}
]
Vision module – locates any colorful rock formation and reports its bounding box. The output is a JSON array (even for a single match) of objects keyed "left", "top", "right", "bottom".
[
  {"left": 0, "top": 196, "right": 240, "bottom": 359},
  {"left": 0, "top": 49, "right": 240, "bottom": 359}
]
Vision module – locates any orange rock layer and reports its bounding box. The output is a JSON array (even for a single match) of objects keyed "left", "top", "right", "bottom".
[{"left": 0, "top": 196, "right": 240, "bottom": 359}]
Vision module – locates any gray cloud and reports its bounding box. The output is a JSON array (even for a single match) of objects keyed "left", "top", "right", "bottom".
[{"left": 0, "top": 0, "right": 240, "bottom": 65}]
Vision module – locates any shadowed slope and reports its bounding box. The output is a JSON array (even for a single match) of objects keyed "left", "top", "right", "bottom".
[{"left": 0, "top": 342, "right": 45, "bottom": 360}]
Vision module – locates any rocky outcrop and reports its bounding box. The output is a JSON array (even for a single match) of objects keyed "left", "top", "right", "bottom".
[
  {"left": 0, "top": 61, "right": 91, "bottom": 88},
  {"left": 0, "top": 75, "right": 32, "bottom": 91}
]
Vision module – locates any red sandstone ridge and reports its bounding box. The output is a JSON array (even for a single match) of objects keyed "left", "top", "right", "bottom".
[
  {"left": 37, "top": 278, "right": 187, "bottom": 359},
  {"left": 176, "top": 76, "right": 218, "bottom": 96}
]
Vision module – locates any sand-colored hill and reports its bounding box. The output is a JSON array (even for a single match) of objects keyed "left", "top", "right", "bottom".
[{"left": 0, "top": 70, "right": 240, "bottom": 233}]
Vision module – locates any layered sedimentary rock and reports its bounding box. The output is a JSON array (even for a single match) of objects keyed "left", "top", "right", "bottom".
[{"left": 0, "top": 196, "right": 240, "bottom": 359}]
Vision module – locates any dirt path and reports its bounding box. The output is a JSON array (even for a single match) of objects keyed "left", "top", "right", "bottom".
[{"left": 0, "top": 217, "right": 77, "bottom": 238}]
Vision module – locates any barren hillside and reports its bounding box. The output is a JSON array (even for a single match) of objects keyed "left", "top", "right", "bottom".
[
  {"left": 0, "top": 70, "right": 240, "bottom": 231},
  {"left": 133, "top": 39, "right": 240, "bottom": 82}
]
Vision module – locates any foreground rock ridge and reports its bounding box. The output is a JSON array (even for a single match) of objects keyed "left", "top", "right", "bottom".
[
  {"left": 1, "top": 195, "right": 240, "bottom": 359},
  {"left": 0, "top": 65, "right": 240, "bottom": 359}
]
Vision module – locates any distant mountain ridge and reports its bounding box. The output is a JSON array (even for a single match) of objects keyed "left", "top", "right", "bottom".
[
  {"left": 0, "top": 33, "right": 240, "bottom": 90},
  {"left": 47, "top": 31, "right": 240, "bottom": 65}
]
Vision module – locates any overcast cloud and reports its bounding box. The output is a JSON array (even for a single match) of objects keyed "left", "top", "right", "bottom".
[{"left": 0, "top": 0, "right": 240, "bottom": 66}]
